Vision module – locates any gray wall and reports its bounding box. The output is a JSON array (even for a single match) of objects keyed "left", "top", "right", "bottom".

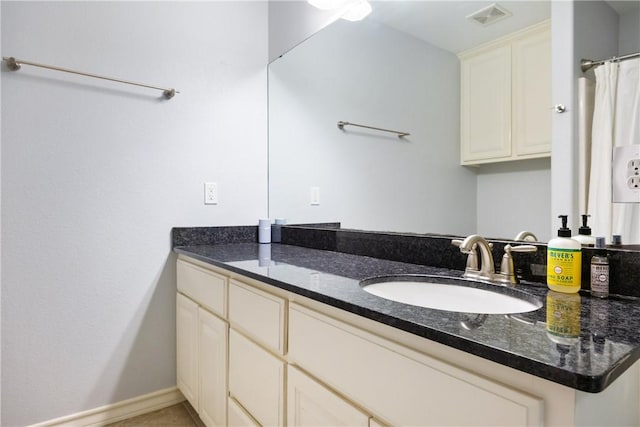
[
  {"left": 619, "top": 6, "right": 640, "bottom": 54},
  {"left": 476, "top": 159, "right": 552, "bottom": 241},
  {"left": 1, "top": 2, "right": 267, "bottom": 425},
  {"left": 269, "top": 19, "right": 477, "bottom": 235}
]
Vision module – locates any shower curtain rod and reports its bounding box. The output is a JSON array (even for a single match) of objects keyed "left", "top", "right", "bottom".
[
  {"left": 581, "top": 52, "right": 640, "bottom": 72},
  {"left": 2, "top": 56, "right": 179, "bottom": 99}
]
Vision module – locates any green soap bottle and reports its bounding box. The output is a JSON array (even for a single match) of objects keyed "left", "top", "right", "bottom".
[{"left": 547, "top": 215, "right": 582, "bottom": 293}]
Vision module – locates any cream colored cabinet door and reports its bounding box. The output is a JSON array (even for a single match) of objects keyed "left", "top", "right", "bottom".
[
  {"left": 287, "top": 366, "right": 370, "bottom": 427},
  {"left": 460, "top": 21, "right": 550, "bottom": 165},
  {"left": 228, "top": 397, "right": 260, "bottom": 427},
  {"left": 512, "top": 26, "right": 551, "bottom": 156},
  {"left": 460, "top": 43, "right": 512, "bottom": 163},
  {"left": 198, "top": 307, "right": 228, "bottom": 427},
  {"left": 177, "top": 293, "right": 199, "bottom": 412},
  {"left": 229, "top": 329, "right": 285, "bottom": 427}
]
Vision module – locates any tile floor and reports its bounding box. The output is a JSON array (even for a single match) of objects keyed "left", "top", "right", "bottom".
[{"left": 105, "top": 401, "right": 205, "bottom": 427}]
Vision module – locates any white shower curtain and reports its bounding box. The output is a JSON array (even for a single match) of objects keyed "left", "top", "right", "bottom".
[{"left": 588, "top": 58, "right": 640, "bottom": 244}]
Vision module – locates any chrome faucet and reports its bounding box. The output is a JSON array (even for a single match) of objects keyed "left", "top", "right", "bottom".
[{"left": 453, "top": 234, "right": 537, "bottom": 286}]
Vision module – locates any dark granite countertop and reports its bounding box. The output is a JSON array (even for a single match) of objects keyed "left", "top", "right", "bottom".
[{"left": 174, "top": 242, "right": 640, "bottom": 394}]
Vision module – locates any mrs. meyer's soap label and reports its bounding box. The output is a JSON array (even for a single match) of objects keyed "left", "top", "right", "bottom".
[{"left": 547, "top": 248, "right": 582, "bottom": 289}]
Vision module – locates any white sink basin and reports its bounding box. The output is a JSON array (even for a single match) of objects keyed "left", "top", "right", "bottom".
[{"left": 361, "top": 276, "right": 542, "bottom": 314}]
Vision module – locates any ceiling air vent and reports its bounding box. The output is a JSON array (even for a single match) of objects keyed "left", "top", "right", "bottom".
[{"left": 467, "top": 3, "right": 512, "bottom": 26}]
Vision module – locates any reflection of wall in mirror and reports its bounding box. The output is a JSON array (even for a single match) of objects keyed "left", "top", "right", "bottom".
[
  {"left": 270, "top": 0, "right": 640, "bottom": 243},
  {"left": 269, "top": 15, "right": 552, "bottom": 240},
  {"left": 551, "top": 0, "right": 640, "bottom": 243},
  {"left": 269, "top": 18, "right": 479, "bottom": 236},
  {"left": 571, "top": 1, "right": 640, "bottom": 243}
]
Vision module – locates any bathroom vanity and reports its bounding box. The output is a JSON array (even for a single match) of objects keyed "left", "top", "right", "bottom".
[{"left": 173, "top": 228, "right": 640, "bottom": 427}]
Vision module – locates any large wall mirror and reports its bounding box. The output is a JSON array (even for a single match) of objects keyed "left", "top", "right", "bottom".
[{"left": 268, "top": 0, "right": 639, "bottom": 243}]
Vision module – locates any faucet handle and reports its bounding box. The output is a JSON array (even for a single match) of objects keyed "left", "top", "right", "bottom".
[
  {"left": 498, "top": 244, "right": 537, "bottom": 285},
  {"left": 508, "top": 244, "right": 537, "bottom": 254},
  {"left": 452, "top": 239, "right": 478, "bottom": 270},
  {"left": 452, "top": 239, "right": 493, "bottom": 250}
]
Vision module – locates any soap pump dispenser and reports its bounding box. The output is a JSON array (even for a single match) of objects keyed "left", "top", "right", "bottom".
[
  {"left": 547, "top": 215, "right": 582, "bottom": 293},
  {"left": 573, "top": 214, "right": 596, "bottom": 246}
]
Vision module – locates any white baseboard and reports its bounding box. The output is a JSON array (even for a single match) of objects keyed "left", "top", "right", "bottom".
[{"left": 29, "top": 387, "right": 186, "bottom": 427}]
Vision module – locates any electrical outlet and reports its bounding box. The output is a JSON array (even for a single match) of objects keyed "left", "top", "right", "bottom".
[
  {"left": 204, "top": 182, "right": 218, "bottom": 204},
  {"left": 613, "top": 146, "right": 640, "bottom": 203},
  {"left": 310, "top": 186, "right": 320, "bottom": 205}
]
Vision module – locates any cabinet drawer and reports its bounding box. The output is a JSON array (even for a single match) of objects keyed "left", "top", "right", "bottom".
[
  {"left": 177, "top": 259, "right": 226, "bottom": 317},
  {"left": 289, "top": 304, "right": 543, "bottom": 427},
  {"left": 229, "top": 329, "right": 285, "bottom": 427},
  {"left": 228, "top": 279, "right": 286, "bottom": 354}
]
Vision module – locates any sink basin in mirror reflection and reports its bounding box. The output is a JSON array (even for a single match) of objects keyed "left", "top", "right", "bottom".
[{"left": 360, "top": 275, "right": 543, "bottom": 314}]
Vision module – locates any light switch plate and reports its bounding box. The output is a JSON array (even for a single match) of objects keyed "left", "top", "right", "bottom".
[
  {"left": 204, "top": 182, "right": 218, "bottom": 204},
  {"left": 310, "top": 186, "right": 320, "bottom": 205}
]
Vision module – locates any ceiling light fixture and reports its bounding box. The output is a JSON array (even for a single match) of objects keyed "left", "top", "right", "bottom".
[
  {"left": 341, "top": 0, "right": 372, "bottom": 22},
  {"left": 307, "top": 0, "right": 372, "bottom": 22},
  {"left": 307, "top": 0, "right": 350, "bottom": 10}
]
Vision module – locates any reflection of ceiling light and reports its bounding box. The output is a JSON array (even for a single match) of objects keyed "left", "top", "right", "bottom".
[
  {"left": 307, "top": 0, "right": 349, "bottom": 10},
  {"left": 341, "top": 0, "right": 372, "bottom": 21},
  {"left": 307, "top": 0, "right": 372, "bottom": 22}
]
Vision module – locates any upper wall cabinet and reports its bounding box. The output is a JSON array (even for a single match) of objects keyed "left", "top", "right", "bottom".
[{"left": 459, "top": 21, "right": 551, "bottom": 165}]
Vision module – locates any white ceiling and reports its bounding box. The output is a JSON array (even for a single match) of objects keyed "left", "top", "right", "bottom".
[
  {"left": 369, "top": 1, "right": 551, "bottom": 53},
  {"left": 368, "top": 0, "right": 637, "bottom": 54}
]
